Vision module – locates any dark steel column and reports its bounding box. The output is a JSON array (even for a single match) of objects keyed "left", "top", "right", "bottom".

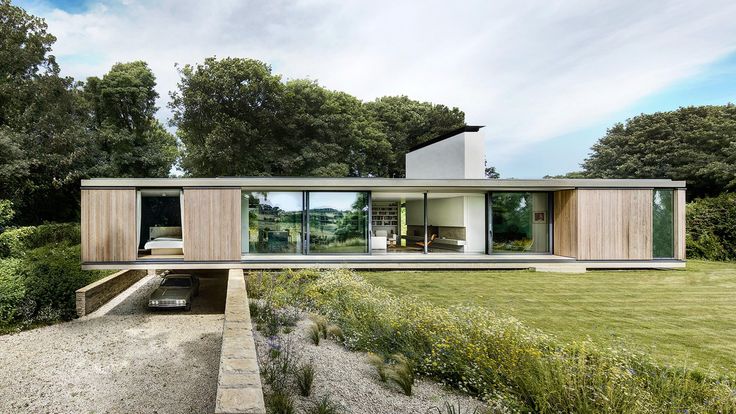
[
  {"left": 367, "top": 191, "right": 372, "bottom": 255},
  {"left": 423, "top": 192, "right": 428, "bottom": 254}
]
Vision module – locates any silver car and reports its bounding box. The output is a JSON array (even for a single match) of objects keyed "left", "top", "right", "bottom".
[{"left": 148, "top": 274, "right": 200, "bottom": 311}]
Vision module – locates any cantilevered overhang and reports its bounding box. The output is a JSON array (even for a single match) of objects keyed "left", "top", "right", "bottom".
[{"left": 81, "top": 177, "right": 685, "bottom": 192}]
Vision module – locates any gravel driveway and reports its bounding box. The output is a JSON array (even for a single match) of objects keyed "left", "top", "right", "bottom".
[{"left": 0, "top": 270, "right": 227, "bottom": 414}]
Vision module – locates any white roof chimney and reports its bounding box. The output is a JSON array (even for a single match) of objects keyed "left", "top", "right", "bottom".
[{"left": 405, "top": 126, "right": 486, "bottom": 179}]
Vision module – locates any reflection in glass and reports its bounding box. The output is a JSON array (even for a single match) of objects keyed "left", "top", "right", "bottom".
[
  {"left": 653, "top": 189, "right": 674, "bottom": 258},
  {"left": 491, "top": 192, "right": 549, "bottom": 253},
  {"left": 242, "top": 192, "right": 303, "bottom": 254},
  {"left": 308, "top": 192, "right": 369, "bottom": 253}
]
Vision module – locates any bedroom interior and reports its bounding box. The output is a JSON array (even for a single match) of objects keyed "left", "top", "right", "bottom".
[{"left": 138, "top": 189, "right": 184, "bottom": 258}]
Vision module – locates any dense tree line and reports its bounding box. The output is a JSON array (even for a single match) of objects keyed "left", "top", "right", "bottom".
[
  {"left": 574, "top": 105, "right": 736, "bottom": 199},
  {"left": 170, "top": 57, "right": 465, "bottom": 178},
  {"left": 0, "top": 1, "right": 468, "bottom": 225},
  {"left": 0, "top": 0, "right": 176, "bottom": 224}
]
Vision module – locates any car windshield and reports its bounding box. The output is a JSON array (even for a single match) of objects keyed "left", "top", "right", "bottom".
[{"left": 161, "top": 277, "right": 191, "bottom": 287}]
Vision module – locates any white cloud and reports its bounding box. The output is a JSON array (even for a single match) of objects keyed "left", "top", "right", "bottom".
[{"left": 23, "top": 0, "right": 736, "bottom": 169}]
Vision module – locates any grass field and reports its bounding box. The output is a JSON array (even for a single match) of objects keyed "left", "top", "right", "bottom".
[{"left": 360, "top": 260, "right": 736, "bottom": 373}]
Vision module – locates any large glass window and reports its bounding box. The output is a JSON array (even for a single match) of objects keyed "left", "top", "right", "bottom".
[
  {"left": 138, "top": 189, "right": 183, "bottom": 256},
  {"left": 653, "top": 189, "right": 674, "bottom": 258},
  {"left": 491, "top": 192, "right": 549, "bottom": 253},
  {"left": 242, "top": 192, "right": 303, "bottom": 254},
  {"left": 308, "top": 192, "right": 369, "bottom": 253}
]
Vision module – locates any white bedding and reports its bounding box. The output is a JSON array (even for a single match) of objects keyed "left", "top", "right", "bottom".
[{"left": 144, "top": 237, "right": 183, "bottom": 250}]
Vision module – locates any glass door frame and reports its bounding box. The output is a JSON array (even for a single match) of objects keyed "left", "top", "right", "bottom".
[{"left": 304, "top": 190, "right": 372, "bottom": 255}]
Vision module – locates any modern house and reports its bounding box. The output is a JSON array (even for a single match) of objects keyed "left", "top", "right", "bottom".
[{"left": 80, "top": 126, "right": 686, "bottom": 271}]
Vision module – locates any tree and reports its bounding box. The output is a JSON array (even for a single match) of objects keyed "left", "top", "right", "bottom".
[
  {"left": 171, "top": 57, "right": 466, "bottom": 178},
  {"left": 170, "top": 57, "right": 285, "bottom": 177},
  {"left": 0, "top": 1, "right": 176, "bottom": 223},
  {"left": 485, "top": 161, "right": 500, "bottom": 179},
  {"left": 0, "top": 0, "right": 58, "bottom": 127},
  {"left": 85, "top": 62, "right": 177, "bottom": 178},
  {"left": 364, "top": 96, "right": 465, "bottom": 177},
  {"left": 86, "top": 61, "right": 158, "bottom": 133},
  {"left": 581, "top": 105, "right": 736, "bottom": 199}
]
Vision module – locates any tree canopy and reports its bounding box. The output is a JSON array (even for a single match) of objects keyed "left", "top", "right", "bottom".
[
  {"left": 581, "top": 105, "right": 736, "bottom": 199},
  {"left": 170, "top": 57, "right": 466, "bottom": 178},
  {"left": 0, "top": 1, "right": 176, "bottom": 224}
]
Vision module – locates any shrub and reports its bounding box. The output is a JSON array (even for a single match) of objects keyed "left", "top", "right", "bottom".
[
  {"left": 0, "top": 223, "right": 80, "bottom": 259},
  {"left": 16, "top": 243, "right": 109, "bottom": 321},
  {"left": 305, "top": 395, "right": 341, "bottom": 414},
  {"left": 295, "top": 362, "right": 315, "bottom": 397},
  {"left": 0, "top": 226, "right": 36, "bottom": 259},
  {"left": 0, "top": 199, "right": 14, "bottom": 227},
  {"left": 246, "top": 269, "right": 736, "bottom": 413},
  {"left": 0, "top": 258, "right": 25, "bottom": 326},
  {"left": 252, "top": 299, "right": 299, "bottom": 336},
  {"left": 687, "top": 193, "right": 736, "bottom": 261}
]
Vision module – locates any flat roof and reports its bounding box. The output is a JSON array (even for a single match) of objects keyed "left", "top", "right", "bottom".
[
  {"left": 81, "top": 177, "right": 686, "bottom": 191},
  {"left": 407, "top": 125, "right": 484, "bottom": 152}
]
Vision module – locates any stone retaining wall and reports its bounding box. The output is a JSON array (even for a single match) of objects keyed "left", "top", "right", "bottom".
[
  {"left": 215, "top": 269, "right": 265, "bottom": 414},
  {"left": 75, "top": 269, "right": 147, "bottom": 317}
]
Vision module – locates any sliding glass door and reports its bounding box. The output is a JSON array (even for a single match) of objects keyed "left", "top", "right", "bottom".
[
  {"left": 241, "top": 192, "right": 303, "bottom": 254},
  {"left": 308, "top": 192, "right": 369, "bottom": 253},
  {"left": 490, "top": 192, "right": 550, "bottom": 253}
]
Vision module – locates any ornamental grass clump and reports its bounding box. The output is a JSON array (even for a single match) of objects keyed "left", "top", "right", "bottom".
[
  {"left": 309, "top": 313, "right": 328, "bottom": 339},
  {"left": 305, "top": 394, "right": 342, "bottom": 414},
  {"left": 308, "top": 323, "right": 321, "bottom": 346},
  {"left": 295, "top": 362, "right": 316, "bottom": 397},
  {"left": 387, "top": 353, "right": 414, "bottom": 396},
  {"left": 366, "top": 352, "right": 388, "bottom": 382},
  {"left": 246, "top": 269, "right": 736, "bottom": 413},
  {"left": 326, "top": 324, "right": 344, "bottom": 342}
]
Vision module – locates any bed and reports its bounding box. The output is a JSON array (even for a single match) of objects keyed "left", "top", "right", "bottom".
[{"left": 143, "top": 226, "right": 183, "bottom": 255}]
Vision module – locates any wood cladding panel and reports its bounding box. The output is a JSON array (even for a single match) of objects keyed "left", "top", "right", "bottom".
[
  {"left": 81, "top": 189, "right": 137, "bottom": 262},
  {"left": 553, "top": 190, "right": 578, "bottom": 258},
  {"left": 577, "top": 189, "right": 652, "bottom": 260},
  {"left": 675, "top": 188, "right": 686, "bottom": 260},
  {"left": 183, "top": 188, "right": 241, "bottom": 261}
]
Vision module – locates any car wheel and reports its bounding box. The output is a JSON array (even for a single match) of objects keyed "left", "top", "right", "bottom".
[{"left": 185, "top": 303, "right": 191, "bottom": 311}]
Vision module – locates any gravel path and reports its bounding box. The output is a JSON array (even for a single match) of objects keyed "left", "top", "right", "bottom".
[
  {"left": 254, "top": 317, "right": 488, "bottom": 414},
  {"left": 0, "top": 272, "right": 227, "bottom": 414}
]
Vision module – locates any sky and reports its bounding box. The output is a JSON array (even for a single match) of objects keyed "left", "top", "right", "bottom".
[{"left": 16, "top": 0, "right": 736, "bottom": 178}]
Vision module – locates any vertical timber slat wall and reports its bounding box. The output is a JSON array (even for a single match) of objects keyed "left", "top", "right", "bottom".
[
  {"left": 577, "top": 189, "right": 653, "bottom": 260},
  {"left": 674, "top": 188, "right": 687, "bottom": 260},
  {"left": 183, "top": 188, "right": 241, "bottom": 261},
  {"left": 553, "top": 190, "right": 578, "bottom": 258},
  {"left": 81, "top": 189, "right": 137, "bottom": 262}
]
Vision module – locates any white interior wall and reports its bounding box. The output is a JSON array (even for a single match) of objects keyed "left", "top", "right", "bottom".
[
  {"left": 405, "top": 199, "right": 424, "bottom": 226},
  {"left": 464, "top": 195, "right": 486, "bottom": 253},
  {"left": 427, "top": 197, "right": 464, "bottom": 227}
]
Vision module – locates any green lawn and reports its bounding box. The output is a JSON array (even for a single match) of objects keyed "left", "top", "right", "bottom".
[{"left": 360, "top": 261, "right": 736, "bottom": 373}]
